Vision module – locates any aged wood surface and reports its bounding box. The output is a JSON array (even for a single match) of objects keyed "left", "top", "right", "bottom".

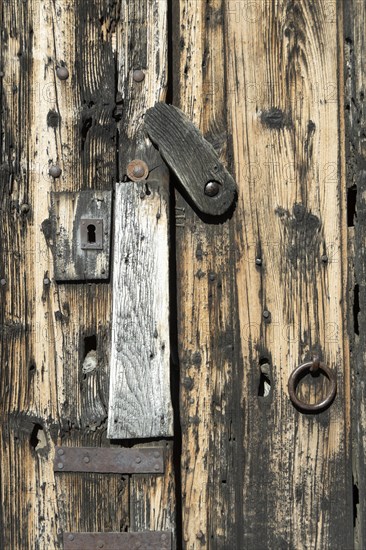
[
  {"left": 0, "top": 0, "right": 175, "bottom": 548},
  {"left": 108, "top": 180, "right": 173, "bottom": 439},
  {"left": 145, "top": 102, "right": 237, "bottom": 216},
  {"left": 174, "top": 0, "right": 352, "bottom": 547},
  {"left": 51, "top": 190, "right": 112, "bottom": 281},
  {"left": 345, "top": 0, "right": 366, "bottom": 548}
]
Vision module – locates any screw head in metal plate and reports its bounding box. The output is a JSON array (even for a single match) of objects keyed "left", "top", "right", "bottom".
[
  {"left": 56, "top": 66, "right": 69, "bottom": 80},
  {"left": 57, "top": 462, "right": 64, "bottom": 469},
  {"left": 133, "top": 69, "right": 145, "bottom": 82},
  {"left": 68, "top": 534, "right": 75, "bottom": 541},
  {"left": 58, "top": 448, "right": 65, "bottom": 456},
  {"left": 49, "top": 165, "right": 62, "bottom": 178},
  {"left": 126, "top": 160, "right": 149, "bottom": 182},
  {"left": 97, "top": 542, "right": 104, "bottom": 548},
  {"left": 83, "top": 456, "right": 90, "bottom": 463},
  {"left": 204, "top": 181, "right": 220, "bottom": 197}
]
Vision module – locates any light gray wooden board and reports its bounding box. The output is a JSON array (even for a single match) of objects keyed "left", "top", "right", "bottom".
[
  {"left": 51, "top": 190, "right": 112, "bottom": 281},
  {"left": 107, "top": 180, "right": 173, "bottom": 439}
]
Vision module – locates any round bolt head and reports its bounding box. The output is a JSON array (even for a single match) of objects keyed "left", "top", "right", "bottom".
[
  {"left": 127, "top": 160, "right": 149, "bottom": 182},
  {"left": 97, "top": 542, "right": 104, "bottom": 548},
  {"left": 255, "top": 258, "right": 262, "bottom": 266},
  {"left": 263, "top": 310, "right": 270, "bottom": 319},
  {"left": 57, "top": 448, "right": 65, "bottom": 456},
  {"left": 154, "top": 463, "right": 160, "bottom": 471},
  {"left": 20, "top": 203, "right": 30, "bottom": 213},
  {"left": 83, "top": 456, "right": 90, "bottom": 463},
  {"left": 135, "top": 456, "right": 142, "bottom": 464},
  {"left": 154, "top": 451, "right": 160, "bottom": 458},
  {"left": 49, "top": 165, "right": 62, "bottom": 178},
  {"left": 204, "top": 180, "right": 220, "bottom": 197},
  {"left": 56, "top": 66, "right": 69, "bottom": 80},
  {"left": 43, "top": 278, "right": 50, "bottom": 286},
  {"left": 68, "top": 534, "right": 75, "bottom": 541},
  {"left": 0, "top": 279, "right": 6, "bottom": 286},
  {"left": 57, "top": 462, "right": 64, "bottom": 469},
  {"left": 321, "top": 254, "right": 328, "bottom": 263},
  {"left": 133, "top": 69, "right": 145, "bottom": 82}
]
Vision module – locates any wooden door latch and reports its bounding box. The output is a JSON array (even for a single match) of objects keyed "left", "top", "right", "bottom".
[{"left": 145, "top": 102, "right": 238, "bottom": 216}]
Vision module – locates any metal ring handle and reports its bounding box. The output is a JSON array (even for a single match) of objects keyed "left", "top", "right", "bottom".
[{"left": 288, "top": 360, "right": 337, "bottom": 413}]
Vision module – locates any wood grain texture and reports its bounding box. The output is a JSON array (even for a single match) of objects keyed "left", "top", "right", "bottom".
[
  {"left": 51, "top": 190, "right": 112, "bottom": 281},
  {"left": 0, "top": 1, "right": 123, "bottom": 548},
  {"left": 145, "top": 103, "right": 237, "bottom": 216},
  {"left": 174, "top": 0, "right": 352, "bottom": 547},
  {"left": 344, "top": 0, "right": 366, "bottom": 547},
  {"left": 108, "top": 180, "right": 173, "bottom": 439}
]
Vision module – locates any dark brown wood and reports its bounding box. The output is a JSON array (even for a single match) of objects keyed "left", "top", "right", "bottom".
[
  {"left": 145, "top": 103, "right": 237, "bottom": 216},
  {"left": 344, "top": 0, "right": 366, "bottom": 547}
]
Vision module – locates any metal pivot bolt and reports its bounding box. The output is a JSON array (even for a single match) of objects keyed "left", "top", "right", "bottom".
[
  {"left": 288, "top": 357, "right": 337, "bottom": 413},
  {"left": 127, "top": 160, "right": 149, "bottom": 181},
  {"left": 204, "top": 181, "right": 220, "bottom": 197}
]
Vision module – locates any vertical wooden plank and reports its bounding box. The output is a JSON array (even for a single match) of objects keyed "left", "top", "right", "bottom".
[
  {"left": 114, "top": 0, "right": 176, "bottom": 540},
  {"left": 344, "top": 0, "right": 366, "bottom": 547},
  {"left": 0, "top": 1, "right": 127, "bottom": 548},
  {"left": 108, "top": 180, "right": 173, "bottom": 439},
  {"left": 175, "top": 0, "right": 352, "bottom": 547}
]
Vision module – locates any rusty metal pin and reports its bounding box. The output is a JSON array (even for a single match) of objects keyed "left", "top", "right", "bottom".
[
  {"left": 204, "top": 181, "right": 220, "bottom": 197},
  {"left": 288, "top": 360, "right": 337, "bottom": 413},
  {"left": 49, "top": 165, "right": 62, "bottom": 178},
  {"left": 56, "top": 66, "right": 69, "bottom": 80},
  {"left": 133, "top": 69, "right": 145, "bottom": 82},
  {"left": 127, "top": 160, "right": 149, "bottom": 181}
]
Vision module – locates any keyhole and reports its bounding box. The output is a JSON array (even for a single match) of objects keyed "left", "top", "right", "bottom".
[{"left": 87, "top": 224, "right": 96, "bottom": 243}]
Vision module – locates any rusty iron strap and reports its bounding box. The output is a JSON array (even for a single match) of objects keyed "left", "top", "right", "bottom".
[
  {"left": 54, "top": 446, "right": 164, "bottom": 474},
  {"left": 63, "top": 532, "right": 171, "bottom": 549}
]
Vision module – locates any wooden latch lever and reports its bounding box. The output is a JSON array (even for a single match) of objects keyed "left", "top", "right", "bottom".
[{"left": 145, "top": 102, "right": 237, "bottom": 216}]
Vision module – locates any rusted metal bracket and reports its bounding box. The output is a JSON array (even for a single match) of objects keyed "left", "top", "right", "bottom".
[
  {"left": 63, "top": 531, "right": 172, "bottom": 549},
  {"left": 144, "top": 102, "right": 237, "bottom": 216},
  {"left": 54, "top": 446, "right": 164, "bottom": 474}
]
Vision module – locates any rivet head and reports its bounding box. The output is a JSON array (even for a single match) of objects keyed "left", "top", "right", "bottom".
[
  {"left": 204, "top": 181, "right": 220, "bottom": 197},
  {"left": 321, "top": 254, "right": 328, "bottom": 264},
  {"left": 49, "top": 165, "right": 62, "bottom": 178},
  {"left": 127, "top": 160, "right": 149, "bottom": 182},
  {"left": 56, "top": 66, "right": 69, "bottom": 80},
  {"left": 133, "top": 69, "right": 145, "bottom": 82},
  {"left": 263, "top": 310, "right": 270, "bottom": 319},
  {"left": 161, "top": 534, "right": 167, "bottom": 541},
  {"left": 154, "top": 463, "right": 160, "bottom": 471},
  {"left": 0, "top": 279, "right": 6, "bottom": 286},
  {"left": 97, "top": 542, "right": 104, "bottom": 548},
  {"left": 255, "top": 258, "right": 262, "bottom": 266},
  {"left": 20, "top": 203, "right": 30, "bottom": 213},
  {"left": 57, "top": 448, "right": 64, "bottom": 456},
  {"left": 135, "top": 456, "right": 142, "bottom": 464},
  {"left": 83, "top": 456, "right": 90, "bottom": 463},
  {"left": 154, "top": 451, "right": 160, "bottom": 458},
  {"left": 57, "top": 462, "right": 64, "bottom": 469},
  {"left": 68, "top": 534, "right": 75, "bottom": 541}
]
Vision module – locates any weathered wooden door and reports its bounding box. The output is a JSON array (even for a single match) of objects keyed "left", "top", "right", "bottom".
[{"left": 1, "top": 0, "right": 365, "bottom": 548}]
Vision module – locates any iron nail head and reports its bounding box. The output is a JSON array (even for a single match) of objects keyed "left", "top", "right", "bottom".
[
  {"left": 68, "top": 534, "right": 75, "bottom": 541},
  {"left": 56, "top": 66, "right": 69, "bottom": 80},
  {"left": 263, "top": 310, "right": 270, "bottom": 319},
  {"left": 154, "top": 463, "right": 160, "bottom": 471},
  {"left": 135, "top": 456, "right": 142, "bottom": 464},
  {"left": 321, "top": 254, "right": 328, "bottom": 263},
  {"left": 154, "top": 451, "right": 160, "bottom": 458},
  {"left": 58, "top": 448, "right": 64, "bottom": 456},
  {"left": 255, "top": 258, "right": 262, "bottom": 266},
  {"left": 49, "top": 165, "right": 62, "bottom": 178},
  {"left": 133, "top": 69, "right": 145, "bottom": 82},
  {"left": 0, "top": 279, "right": 6, "bottom": 286},
  {"left": 83, "top": 456, "right": 90, "bottom": 463},
  {"left": 127, "top": 160, "right": 149, "bottom": 182},
  {"left": 21, "top": 203, "right": 30, "bottom": 213},
  {"left": 204, "top": 181, "right": 220, "bottom": 197},
  {"left": 57, "top": 462, "right": 64, "bottom": 469}
]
